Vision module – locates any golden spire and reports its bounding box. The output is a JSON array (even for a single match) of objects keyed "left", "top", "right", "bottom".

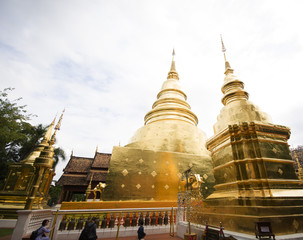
[
  {"left": 220, "top": 34, "right": 232, "bottom": 74},
  {"left": 142, "top": 50, "right": 198, "bottom": 126},
  {"left": 85, "top": 173, "right": 94, "bottom": 200},
  {"left": 167, "top": 49, "right": 179, "bottom": 80},
  {"left": 95, "top": 145, "right": 98, "bottom": 154},
  {"left": 213, "top": 36, "right": 271, "bottom": 133},
  {"left": 21, "top": 115, "right": 56, "bottom": 164},
  {"left": 219, "top": 35, "right": 249, "bottom": 106},
  {"left": 41, "top": 116, "right": 56, "bottom": 145},
  {"left": 221, "top": 34, "right": 226, "bottom": 61},
  {"left": 50, "top": 109, "right": 65, "bottom": 146}
]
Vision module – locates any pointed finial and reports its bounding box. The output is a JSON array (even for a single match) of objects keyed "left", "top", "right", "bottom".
[
  {"left": 90, "top": 173, "right": 94, "bottom": 182},
  {"left": 220, "top": 34, "right": 226, "bottom": 61},
  {"left": 41, "top": 115, "right": 57, "bottom": 145},
  {"left": 55, "top": 108, "right": 65, "bottom": 131},
  {"left": 95, "top": 145, "right": 98, "bottom": 154},
  {"left": 168, "top": 48, "right": 179, "bottom": 80},
  {"left": 50, "top": 109, "right": 65, "bottom": 145},
  {"left": 220, "top": 35, "right": 233, "bottom": 73},
  {"left": 85, "top": 173, "right": 94, "bottom": 200},
  {"left": 71, "top": 149, "right": 73, "bottom": 157}
]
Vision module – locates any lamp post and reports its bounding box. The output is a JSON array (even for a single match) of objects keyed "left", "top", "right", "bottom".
[{"left": 182, "top": 167, "right": 197, "bottom": 240}]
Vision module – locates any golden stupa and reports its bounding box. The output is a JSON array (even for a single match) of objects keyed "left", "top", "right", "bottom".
[
  {"left": 194, "top": 37, "right": 303, "bottom": 235},
  {"left": 102, "top": 51, "right": 214, "bottom": 203}
]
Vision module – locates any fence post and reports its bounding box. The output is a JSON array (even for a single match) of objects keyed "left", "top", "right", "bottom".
[
  {"left": 170, "top": 207, "right": 174, "bottom": 237},
  {"left": 11, "top": 210, "right": 32, "bottom": 240},
  {"left": 50, "top": 209, "right": 59, "bottom": 240},
  {"left": 116, "top": 211, "right": 122, "bottom": 240},
  {"left": 52, "top": 212, "right": 63, "bottom": 240}
]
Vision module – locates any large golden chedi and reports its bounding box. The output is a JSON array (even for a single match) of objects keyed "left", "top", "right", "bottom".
[
  {"left": 196, "top": 39, "right": 303, "bottom": 235},
  {"left": 103, "top": 52, "right": 214, "bottom": 201}
]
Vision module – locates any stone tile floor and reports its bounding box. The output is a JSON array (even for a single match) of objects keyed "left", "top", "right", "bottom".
[{"left": 0, "top": 233, "right": 182, "bottom": 240}]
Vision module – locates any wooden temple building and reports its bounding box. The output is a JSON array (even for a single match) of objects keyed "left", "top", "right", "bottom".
[{"left": 57, "top": 151, "right": 111, "bottom": 202}]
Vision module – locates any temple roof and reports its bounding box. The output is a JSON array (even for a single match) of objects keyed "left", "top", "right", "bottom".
[
  {"left": 86, "top": 172, "right": 107, "bottom": 182},
  {"left": 57, "top": 152, "right": 111, "bottom": 187},
  {"left": 63, "top": 156, "right": 94, "bottom": 173},
  {"left": 57, "top": 174, "right": 88, "bottom": 186},
  {"left": 91, "top": 153, "right": 111, "bottom": 169}
]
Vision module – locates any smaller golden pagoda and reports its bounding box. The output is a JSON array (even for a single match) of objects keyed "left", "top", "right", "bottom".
[
  {"left": 0, "top": 112, "right": 64, "bottom": 217},
  {"left": 194, "top": 37, "right": 303, "bottom": 235}
]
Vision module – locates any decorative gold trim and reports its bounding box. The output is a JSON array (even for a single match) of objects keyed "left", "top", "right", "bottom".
[
  {"left": 213, "top": 158, "right": 295, "bottom": 171},
  {"left": 215, "top": 179, "right": 302, "bottom": 189}
]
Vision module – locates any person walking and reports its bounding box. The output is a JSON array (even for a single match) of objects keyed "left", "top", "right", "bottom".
[
  {"left": 79, "top": 217, "right": 98, "bottom": 240},
  {"left": 137, "top": 222, "right": 146, "bottom": 240},
  {"left": 35, "top": 219, "right": 53, "bottom": 240}
]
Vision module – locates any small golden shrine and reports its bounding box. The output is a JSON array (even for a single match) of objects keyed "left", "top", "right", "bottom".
[{"left": 0, "top": 112, "right": 64, "bottom": 218}]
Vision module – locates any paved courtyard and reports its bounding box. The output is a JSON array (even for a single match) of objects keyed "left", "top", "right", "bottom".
[
  {"left": 0, "top": 233, "right": 182, "bottom": 240},
  {"left": 102, "top": 233, "right": 182, "bottom": 240}
]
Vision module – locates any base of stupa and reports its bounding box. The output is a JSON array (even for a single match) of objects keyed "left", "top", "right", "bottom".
[
  {"left": 0, "top": 204, "right": 42, "bottom": 219},
  {"left": 177, "top": 221, "right": 303, "bottom": 240},
  {"left": 0, "top": 196, "right": 43, "bottom": 218},
  {"left": 193, "top": 196, "right": 303, "bottom": 235},
  {"left": 60, "top": 200, "right": 177, "bottom": 210}
]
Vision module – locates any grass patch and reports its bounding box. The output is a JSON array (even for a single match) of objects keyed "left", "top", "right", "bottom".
[{"left": 0, "top": 228, "right": 14, "bottom": 237}]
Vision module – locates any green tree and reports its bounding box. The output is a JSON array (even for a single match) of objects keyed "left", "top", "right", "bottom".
[
  {"left": 53, "top": 147, "right": 66, "bottom": 169},
  {"left": 0, "top": 88, "right": 34, "bottom": 163},
  {"left": 0, "top": 88, "right": 66, "bottom": 184},
  {"left": 47, "top": 183, "right": 62, "bottom": 207}
]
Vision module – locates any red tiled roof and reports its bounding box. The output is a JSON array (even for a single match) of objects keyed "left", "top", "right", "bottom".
[
  {"left": 58, "top": 152, "right": 111, "bottom": 187},
  {"left": 63, "top": 156, "right": 93, "bottom": 173},
  {"left": 91, "top": 153, "right": 111, "bottom": 169},
  {"left": 86, "top": 171, "right": 107, "bottom": 182},
  {"left": 57, "top": 174, "right": 88, "bottom": 186}
]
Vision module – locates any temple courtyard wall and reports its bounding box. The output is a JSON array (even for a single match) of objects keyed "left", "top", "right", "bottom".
[{"left": 4, "top": 207, "right": 303, "bottom": 240}]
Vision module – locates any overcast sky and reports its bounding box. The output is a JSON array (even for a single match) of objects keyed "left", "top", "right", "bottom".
[{"left": 1, "top": 0, "right": 303, "bottom": 180}]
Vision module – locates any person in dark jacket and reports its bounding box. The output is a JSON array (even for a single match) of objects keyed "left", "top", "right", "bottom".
[
  {"left": 79, "top": 217, "right": 98, "bottom": 240},
  {"left": 137, "top": 222, "right": 146, "bottom": 240}
]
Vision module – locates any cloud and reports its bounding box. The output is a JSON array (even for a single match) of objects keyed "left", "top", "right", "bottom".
[{"left": 1, "top": 0, "right": 303, "bottom": 179}]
